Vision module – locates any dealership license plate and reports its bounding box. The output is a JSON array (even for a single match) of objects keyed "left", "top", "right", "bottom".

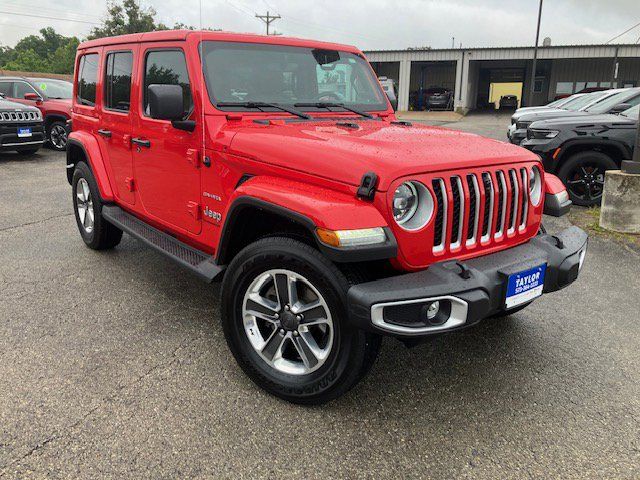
[
  {"left": 17, "top": 127, "right": 32, "bottom": 138},
  {"left": 505, "top": 264, "right": 546, "bottom": 309}
]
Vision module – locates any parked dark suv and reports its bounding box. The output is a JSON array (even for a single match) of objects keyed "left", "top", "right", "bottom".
[
  {"left": 521, "top": 104, "right": 638, "bottom": 206},
  {"left": 0, "top": 94, "right": 44, "bottom": 155}
]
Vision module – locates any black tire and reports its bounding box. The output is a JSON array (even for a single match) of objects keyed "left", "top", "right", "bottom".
[
  {"left": 221, "top": 236, "right": 381, "bottom": 405},
  {"left": 557, "top": 151, "right": 617, "bottom": 206},
  {"left": 15, "top": 148, "right": 40, "bottom": 155},
  {"left": 47, "top": 120, "right": 68, "bottom": 151},
  {"left": 72, "top": 161, "right": 122, "bottom": 250}
]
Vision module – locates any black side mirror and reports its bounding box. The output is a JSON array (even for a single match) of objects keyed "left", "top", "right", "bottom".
[
  {"left": 148, "top": 84, "right": 184, "bottom": 120},
  {"left": 610, "top": 103, "right": 631, "bottom": 114}
]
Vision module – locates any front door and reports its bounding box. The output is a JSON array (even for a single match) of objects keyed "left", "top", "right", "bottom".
[
  {"left": 97, "top": 46, "right": 137, "bottom": 205},
  {"left": 132, "top": 45, "right": 201, "bottom": 234}
]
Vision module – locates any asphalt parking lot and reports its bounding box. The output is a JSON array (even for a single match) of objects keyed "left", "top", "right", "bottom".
[{"left": 1, "top": 112, "right": 639, "bottom": 479}]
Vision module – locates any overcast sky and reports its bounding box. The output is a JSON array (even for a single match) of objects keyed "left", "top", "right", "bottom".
[{"left": 1, "top": 0, "right": 639, "bottom": 50}]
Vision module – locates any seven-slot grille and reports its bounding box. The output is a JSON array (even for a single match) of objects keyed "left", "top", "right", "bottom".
[
  {"left": 431, "top": 168, "right": 530, "bottom": 253},
  {"left": 0, "top": 111, "right": 41, "bottom": 122}
]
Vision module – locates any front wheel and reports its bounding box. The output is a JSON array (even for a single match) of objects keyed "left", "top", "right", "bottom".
[
  {"left": 557, "top": 151, "right": 617, "bottom": 206},
  {"left": 48, "top": 121, "right": 68, "bottom": 151},
  {"left": 221, "top": 237, "right": 381, "bottom": 405}
]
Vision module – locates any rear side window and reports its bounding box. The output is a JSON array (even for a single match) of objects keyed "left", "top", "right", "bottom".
[
  {"left": 104, "top": 51, "right": 133, "bottom": 112},
  {"left": 144, "top": 50, "right": 193, "bottom": 117},
  {"left": 77, "top": 53, "right": 99, "bottom": 106}
]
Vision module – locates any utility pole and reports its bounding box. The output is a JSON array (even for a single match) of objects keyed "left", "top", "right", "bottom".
[
  {"left": 452, "top": 37, "right": 455, "bottom": 48},
  {"left": 528, "top": 0, "right": 543, "bottom": 107},
  {"left": 255, "top": 11, "right": 281, "bottom": 35}
]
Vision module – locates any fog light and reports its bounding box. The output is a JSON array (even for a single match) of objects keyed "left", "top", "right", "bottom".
[{"left": 426, "top": 301, "right": 440, "bottom": 320}]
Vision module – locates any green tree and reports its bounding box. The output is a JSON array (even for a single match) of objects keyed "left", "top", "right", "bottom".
[
  {"left": 0, "top": 28, "right": 79, "bottom": 74},
  {"left": 88, "top": 0, "right": 161, "bottom": 39}
]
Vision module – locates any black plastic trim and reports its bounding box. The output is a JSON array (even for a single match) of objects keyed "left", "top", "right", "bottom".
[
  {"left": 543, "top": 192, "right": 572, "bottom": 217},
  {"left": 347, "top": 226, "right": 588, "bottom": 339},
  {"left": 216, "top": 196, "right": 397, "bottom": 265}
]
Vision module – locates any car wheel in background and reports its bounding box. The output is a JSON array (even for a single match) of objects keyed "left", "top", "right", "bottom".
[
  {"left": 557, "top": 151, "right": 618, "bottom": 207},
  {"left": 48, "top": 121, "right": 68, "bottom": 151}
]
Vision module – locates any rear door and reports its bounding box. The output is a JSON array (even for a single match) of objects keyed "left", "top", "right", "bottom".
[
  {"left": 132, "top": 44, "right": 202, "bottom": 234},
  {"left": 97, "top": 46, "right": 137, "bottom": 205}
]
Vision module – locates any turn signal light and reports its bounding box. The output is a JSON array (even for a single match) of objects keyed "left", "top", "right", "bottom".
[{"left": 316, "top": 227, "right": 386, "bottom": 248}]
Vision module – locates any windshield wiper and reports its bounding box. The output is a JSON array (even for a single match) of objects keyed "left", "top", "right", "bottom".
[
  {"left": 216, "top": 101, "right": 311, "bottom": 120},
  {"left": 294, "top": 102, "right": 373, "bottom": 119}
]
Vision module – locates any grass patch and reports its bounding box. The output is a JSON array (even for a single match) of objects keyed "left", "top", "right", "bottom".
[{"left": 569, "top": 206, "right": 640, "bottom": 251}]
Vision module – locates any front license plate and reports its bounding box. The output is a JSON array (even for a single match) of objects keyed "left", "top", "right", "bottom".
[
  {"left": 18, "top": 127, "right": 32, "bottom": 138},
  {"left": 505, "top": 264, "right": 546, "bottom": 309}
]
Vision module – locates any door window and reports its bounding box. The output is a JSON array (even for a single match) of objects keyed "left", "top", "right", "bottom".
[
  {"left": 14, "top": 81, "right": 38, "bottom": 99},
  {"left": 0, "top": 81, "right": 13, "bottom": 97},
  {"left": 143, "top": 50, "right": 193, "bottom": 117},
  {"left": 104, "top": 51, "right": 133, "bottom": 112},
  {"left": 77, "top": 53, "right": 99, "bottom": 106}
]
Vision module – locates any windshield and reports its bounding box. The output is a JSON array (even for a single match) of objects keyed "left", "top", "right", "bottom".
[
  {"left": 29, "top": 78, "right": 72, "bottom": 99},
  {"left": 564, "top": 92, "right": 608, "bottom": 111},
  {"left": 585, "top": 90, "right": 639, "bottom": 114},
  {"left": 201, "top": 41, "right": 387, "bottom": 112},
  {"left": 621, "top": 105, "right": 639, "bottom": 120}
]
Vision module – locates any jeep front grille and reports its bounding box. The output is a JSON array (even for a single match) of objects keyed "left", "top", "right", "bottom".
[
  {"left": 0, "top": 111, "right": 40, "bottom": 122},
  {"left": 431, "top": 168, "right": 531, "bottom": 253}
]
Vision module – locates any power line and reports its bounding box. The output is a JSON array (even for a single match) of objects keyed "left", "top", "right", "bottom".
[
  {"left": 605, "top": 20, "right": 640, "bottom": 44},
  {"left": 0, "top": 10, "right": 99, "bottom": 25},
  {"left": 255, "top": 11, "right": 281, "bottom": 35}
]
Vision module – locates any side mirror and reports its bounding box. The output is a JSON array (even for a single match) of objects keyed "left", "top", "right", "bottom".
[
  {"left": 24, "top": 92, "right": 42, "bottom": 102},
  {"left": 610, "top": 103, "right": 631, "bottom": 114},
  {"left": 148, "top": 84, "right": 184, "bottom": 121}
]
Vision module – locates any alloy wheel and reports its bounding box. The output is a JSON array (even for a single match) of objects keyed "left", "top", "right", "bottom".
[
  {"left": 565, "top": 164, "right": 605, "bottom": 202},
  {"left": 50, "top": 124, "right": 68, "bottom": 149},
  {"left": 76, "top": 178, "right": 94, "bottom": 234},
  {"left": 242, "top": 269, "right": 334, "bottom": 375}
]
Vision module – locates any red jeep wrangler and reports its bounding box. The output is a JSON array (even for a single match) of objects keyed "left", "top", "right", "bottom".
[{"left": 67, "top": 31, "right": 587, "bottom": 404}]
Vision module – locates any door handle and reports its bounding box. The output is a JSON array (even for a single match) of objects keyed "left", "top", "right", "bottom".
[
  {"left": 97, "top": 129, "right": 112, "bottom": 138},
  {"left": 131, "top": 137, "right": 151, "bottom": 148}
]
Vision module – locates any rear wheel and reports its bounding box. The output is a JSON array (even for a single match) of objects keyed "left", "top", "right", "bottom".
[
  {"left": 72, "top": 161, "right": 122, "bottom": 250},
  {"left": 557, "top": 151, "right": 617, "bottom": 206},
  {"left": 221, "top": 237, "right": 381, "bottom": 405}
]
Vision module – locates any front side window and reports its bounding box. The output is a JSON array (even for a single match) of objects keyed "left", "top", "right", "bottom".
[
  {"left": 77, "top": 54, "right": 99, "bottom": 106},
  {"left": 202, "top": 42, "right": 387, "bottom": 112},
  {"left": 14, "top": 82, "right": 37, "bottom": 99},
  {"left": 144, "top": 50, "right": 193, "bottom": 117},
  {"left": 104, "top": 52, "right": 133, "bottom": 112}
]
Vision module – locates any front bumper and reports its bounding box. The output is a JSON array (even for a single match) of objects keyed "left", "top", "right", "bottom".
[{"left": 347, "top": 226, "right": 587, "bottom": 339}]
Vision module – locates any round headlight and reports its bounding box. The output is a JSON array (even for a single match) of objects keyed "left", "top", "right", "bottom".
[
  {"left": 529, "top": 166, "right": 542, "bottom": 206},
  {"left": 392, "top": 181, "right": 434, "bottom": 231},
  {"left": 393, "top": 182, "right": 418, "bottom": 224}
]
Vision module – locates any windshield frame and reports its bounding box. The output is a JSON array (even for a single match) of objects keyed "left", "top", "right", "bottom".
[{"left": 200, "top": 40, "right": 389, "bottom": 114}]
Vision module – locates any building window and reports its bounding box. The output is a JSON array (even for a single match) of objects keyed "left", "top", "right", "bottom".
[
  {"left": 77, "top": 53, "right": 99, "bottom": 107},
  {"left": 599, "top": 82, "right": 611, "bottom": 88},
  {"left": 556, "top": 82, "right": 573, "bottom": 95},
  {"left": 104, "top": 51, "right": 133, "bottom": 112},
  {"left": 534, "top": 78, "right": 544, "bottom": 93}
]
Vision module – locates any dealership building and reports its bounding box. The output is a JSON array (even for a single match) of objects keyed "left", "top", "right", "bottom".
[{"left": 365, "top": 43, "right": 640, "bottom": 113}]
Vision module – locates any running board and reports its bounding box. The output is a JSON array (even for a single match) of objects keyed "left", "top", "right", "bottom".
[{"left": 102, "top": 205, "right": 224, "bottom": 282}]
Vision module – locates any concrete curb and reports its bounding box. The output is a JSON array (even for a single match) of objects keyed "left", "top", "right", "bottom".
[{"left": 599, "top": 170, "right": 640, "bottom": 234}]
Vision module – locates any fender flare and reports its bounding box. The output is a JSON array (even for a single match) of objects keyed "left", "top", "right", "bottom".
[
  {"left": 216, "top": 176, "right": 396, "bottom": 264},
  {"left": 551, "top": 138, "right": 630, "bottom": 172},
  {"left": 43, "top": 113, "right": 70, "bottom": 129},
  {"left": 66, "top": 132, "right": 114, "bottom": 202}
]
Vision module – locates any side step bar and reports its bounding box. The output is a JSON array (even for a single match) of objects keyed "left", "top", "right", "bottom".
[{"left": 102, "top": 205, "right": 224, "bottom": 282}]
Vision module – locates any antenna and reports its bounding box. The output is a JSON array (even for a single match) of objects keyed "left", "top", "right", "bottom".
[{"left": 255, "top": 11, "right": 281, "bottom": 35}]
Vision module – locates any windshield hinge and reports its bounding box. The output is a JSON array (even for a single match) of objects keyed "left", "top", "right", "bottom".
[{"left": 357, "top": 171, "right": 378, "bottom": 201}]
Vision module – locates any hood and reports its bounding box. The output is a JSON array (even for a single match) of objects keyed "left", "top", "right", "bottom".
[
  {"left": 518, "top": 109, "right": 589, "bottom": 123},
  {"left": 530, "top": 113, "right": 638, "bottom": 130},
  {"left": 225, "top": 119, "right": 538, "bottom": 191},
  {"left": 0, "top": 98, "right": 40, "bottom": 112}
]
